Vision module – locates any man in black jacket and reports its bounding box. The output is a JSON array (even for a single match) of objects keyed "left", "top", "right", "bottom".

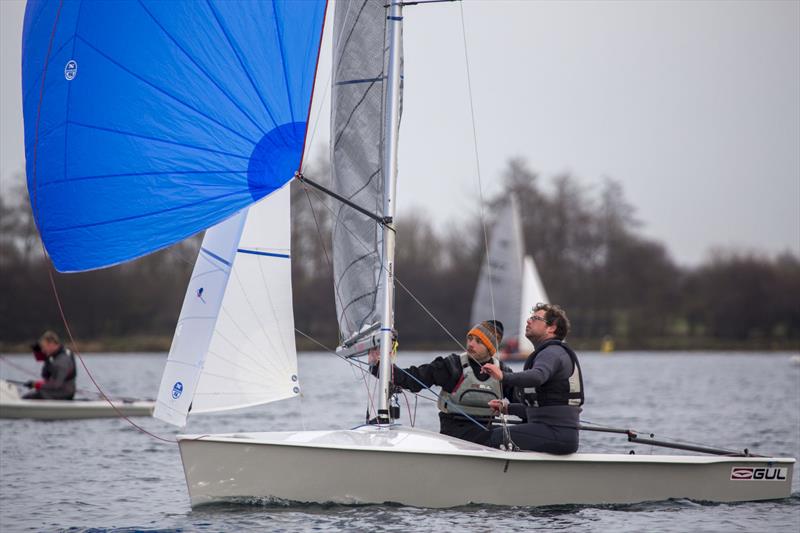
[
  {"left": 482, "top": 303, "right": 584, "bottom": 454},
  {"left": 23, "top": 331, "right": 77, "bottom": 400},
  {"left": 370, "top": 320, "right": 517, "bottom": 445}
]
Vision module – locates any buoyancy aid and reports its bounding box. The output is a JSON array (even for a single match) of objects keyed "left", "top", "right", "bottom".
[
  {"left": 521, "top": 339, "right": 584, "bottom": 407},
  {"left": 42, "top": 347, "right": 77, "bottom": 382},
  {"left": 437, "top": 353, "right": 503, "bottom": 418}
]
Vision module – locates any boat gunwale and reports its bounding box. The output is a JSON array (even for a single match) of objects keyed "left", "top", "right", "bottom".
[{"left": 175, "top": 428, "right": 796, "bottom": 466}]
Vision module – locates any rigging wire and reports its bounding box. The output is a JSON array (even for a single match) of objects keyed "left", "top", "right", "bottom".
[
  {"left": 294, "top": 327, "right": 378, "bottom": 417},
  {"left": 458, "top": 1, "right": 497, "bottom": 329},
  {"left": 299, "top": 181, "right": 465, "bottom": 351}
]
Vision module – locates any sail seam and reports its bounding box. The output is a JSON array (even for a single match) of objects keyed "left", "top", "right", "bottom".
[
  {"left": 236, "top": 248, "right": 290, "bottom": 259},
  {"left": 204, "top": 0, "right": 288, "bottom": 147},
  {"left": 200, "top": 247, "right": 232, "bottom": 267},
  {"left": 40, "top": 169, "right": 249, "bottom": 189},
  {"left": 66, "top": 120, "right": 252, "bottom": 161},
  {"left": 135, "top": 0, "right": 270, "bottom": 137},
  {"left": 46, "top": 188, "right": 248, "bottom": 233},
  {"left": 272, "top": 0, "right": 295, "bottom": 125},
  {"left": 73, "top": 35, "right": 262, "bottom": 146}
]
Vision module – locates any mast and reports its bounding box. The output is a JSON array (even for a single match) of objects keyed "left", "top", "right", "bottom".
[{"left": 377, "top": 0, "right": 404, "bottom": 424}]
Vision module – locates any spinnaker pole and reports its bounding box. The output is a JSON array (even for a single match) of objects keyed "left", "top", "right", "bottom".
[{"left": 377, "top": 0, "right": 404, "bottom": 424}]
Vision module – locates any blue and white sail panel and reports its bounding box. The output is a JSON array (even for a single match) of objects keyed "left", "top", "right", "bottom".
[
  {"left": 154, "top": 209, "right": 247, "bottom": 427},
  {"left": 154, "top": 186, "right": 297, "bottom": 427},
  {"left": 21, "top": 0, "right": 326, "bottom": 272},
  {"left": 192, "top": 185, "right": 298, "bottom": 416}
]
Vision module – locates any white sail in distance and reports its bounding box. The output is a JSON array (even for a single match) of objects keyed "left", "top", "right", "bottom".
[
  {"left": 154, "top": 186, "right": 297, "bottom": 427},
  {"left": 518, "top": 255, "right": 549, "bottom": 354},
  {"left": 470, "top": 196, "right": 526, "bottom": 343}
]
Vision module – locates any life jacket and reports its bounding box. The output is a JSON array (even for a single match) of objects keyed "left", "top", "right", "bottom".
[
  {"left": 64, "top": 348, "right": 77, "bottom": 382},
  {"left": 42, "top": 347, "right": 77, "bottom": 382},
  {"left": 437, "top": 352, "right": 503, "bottom": 418},
  {"left": 521, "top": 339, "right": 584, "bottom": 407}
]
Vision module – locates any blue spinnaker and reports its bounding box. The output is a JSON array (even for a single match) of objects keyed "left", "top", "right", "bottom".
[{"left": 22, "top": 0, "right": 326, "bottom": 272}]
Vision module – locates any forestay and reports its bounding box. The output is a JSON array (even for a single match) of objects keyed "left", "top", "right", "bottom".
[
  {"left": 330, "top": 0, "right": 402, "bottom": 344},
  {"left": 21, "top": 0, "right": 325, "bottom": 272},
  {"left": 154, "top": 187, "right": 297, "bottom": 427}
]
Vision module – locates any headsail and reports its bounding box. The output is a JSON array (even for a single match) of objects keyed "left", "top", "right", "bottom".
[
  {"left": 518, "top": 256, "right": 549, "bottom": 353},
  {"left": 330, "top": 0, "right": 401, "bottom": 344},
  {"left": 154, "top": 186, "right": 297, "bottom": 427},
  {"left": 470, "top": 196, "right": 526, "bottom": 342},
  {"left": 21, "top": 0, "right": 325, "bottom": 272}
]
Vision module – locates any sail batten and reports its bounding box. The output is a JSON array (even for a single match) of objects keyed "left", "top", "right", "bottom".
[
  {"left": 330, "top": 0, "right": 401, "bottom": 344},
  {"left": 154, "top": 186, "right": 298, "bottom": 427}
]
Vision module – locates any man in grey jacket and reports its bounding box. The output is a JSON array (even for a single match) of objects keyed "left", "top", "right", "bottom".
[
  {"left": 481, "top": 303, "right": 584, "bottom": 454},
  {"left": 23, "top": 331, "right": 77, "bottom": 400}
]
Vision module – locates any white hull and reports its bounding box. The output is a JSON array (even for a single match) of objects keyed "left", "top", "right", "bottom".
[
  {"left": 177, "top": 426, "right": 794, "bottom": 507},
  {"left": 0, "top": 379, "right": 153, "bottom": 420},
  {"left": 0, "top": 398, "right": 155, "bottom": 420}
]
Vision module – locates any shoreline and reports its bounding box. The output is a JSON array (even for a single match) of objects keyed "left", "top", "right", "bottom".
[{"left": 1, "top": 336, "right": 798, "bottom": 354}]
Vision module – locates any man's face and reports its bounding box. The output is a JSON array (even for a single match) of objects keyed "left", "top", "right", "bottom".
[
  {"left": 466, "top": 335, "right": 490, "bottom": 360},
  {"left": 41, "top": 339, "right": 59, "bottom": 356},
  {"left": 525, "top": 310, "right": 552, "bottom": 344}
]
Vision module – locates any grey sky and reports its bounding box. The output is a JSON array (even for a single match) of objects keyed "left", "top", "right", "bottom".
[{"left": 2, "top": 0, "right": 798, "bottom": 266}]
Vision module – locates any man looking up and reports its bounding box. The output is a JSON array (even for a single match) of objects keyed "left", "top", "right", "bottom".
[{"left": 482, "top": 303, "right": 584, "bottom": 454}]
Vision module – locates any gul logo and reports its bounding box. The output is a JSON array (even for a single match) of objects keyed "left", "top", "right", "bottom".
[
  {"left": 730, "top": 467, "right": 787, "bottom": 481},
  {"left": 172, "top": 381, "right": 184, "bottom": 400},
  {"left": 64, "top": 60, "right": 77, "bottom": 81}
]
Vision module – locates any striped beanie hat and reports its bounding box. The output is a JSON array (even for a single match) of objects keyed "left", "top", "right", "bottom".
[{"left": 467, "top": 320, "right": 504, "bottom": 356}]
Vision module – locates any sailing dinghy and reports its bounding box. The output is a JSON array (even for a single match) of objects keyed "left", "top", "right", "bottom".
[
  {"left": 0, "top": 379, "right": 154, "bottom": 420},
  {"left": 470, "top": 196, "right": 549, "bottom": 359},
  {"left": 21, "top": 0, "right": 794, "bottom": 507}
]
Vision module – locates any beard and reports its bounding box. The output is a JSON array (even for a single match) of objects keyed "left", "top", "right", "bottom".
[{"left": 526, "top": 331, "right": 547, "bottom": 346}]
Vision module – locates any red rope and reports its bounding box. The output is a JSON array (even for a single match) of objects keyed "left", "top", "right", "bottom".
[
  {"left": 44, "top": 267, "right": 176, "bottom": 444},
  {"left": 298, "top": 0, "right": 330, "bottom": 173},
  {"left": 29, "top": 1, "right": 174, "bottom": 444}
]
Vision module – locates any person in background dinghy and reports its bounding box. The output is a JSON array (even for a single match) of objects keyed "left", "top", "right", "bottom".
[
  {"left": 369, "top": 320, "right": 516, "bottom": 445},
  {"left": 482, "top": 303, "right": 584, "bottom": 454},
  {"left": 23, "top": 330, "right": 77, "bottom": 400}
]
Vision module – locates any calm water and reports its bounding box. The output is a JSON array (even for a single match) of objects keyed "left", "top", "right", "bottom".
[{"left": 1, "top": 351, "right": 798, "bottom": 532}]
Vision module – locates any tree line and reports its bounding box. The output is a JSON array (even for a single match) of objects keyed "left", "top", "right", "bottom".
[{"left": 1, "top": 157, "right": 798, "bottom": 351}]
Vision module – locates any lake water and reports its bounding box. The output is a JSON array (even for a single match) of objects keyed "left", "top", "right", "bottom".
[{"left": 1, "top": 351, "right": 799, "bottom": 532}]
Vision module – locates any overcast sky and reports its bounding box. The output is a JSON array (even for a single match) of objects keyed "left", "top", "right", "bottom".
[{"left": 2, "top": 0, "right": 798, "bottom": 266}]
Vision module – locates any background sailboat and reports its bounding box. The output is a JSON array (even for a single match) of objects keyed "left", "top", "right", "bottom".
[
  {"left": 21, "top": 0, "right": 793, "bottom": 508},
  {"left": 470, "top": 196, "right": 548, "bottom": 358}
]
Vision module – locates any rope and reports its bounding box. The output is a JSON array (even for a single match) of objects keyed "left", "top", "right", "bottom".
[
  {"left": 389, "top": 363, "right": 491, "bottom": 432},
  {"left": 294, "top": 327, "right": 378, "bottom": 417},
  {"left": 458, "top": 1, "right": 496, "bottom": 327},
  {"left": 300, "top": 182, "right": 465, "bottom": 350},
  {"left": 43, "top": 266, "right": 176, "bottom": 444},
  {"left": 579, "top": 418, "right": 745, "bottom": 455},
  {"left": 498, "top": 400, "right": 519, "bottom": 451}
]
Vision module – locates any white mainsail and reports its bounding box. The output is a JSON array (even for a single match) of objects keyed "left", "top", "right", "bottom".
[
  {"left": 471, "top": 196, "right": 548, "bottom": 354},
  {"left": 518, "top": 255, "right": 549, "bottom": 353},
  {"left": 154, "top": 186, "right": 297, "bottom": 427}
]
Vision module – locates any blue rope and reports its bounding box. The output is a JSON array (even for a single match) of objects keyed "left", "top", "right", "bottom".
[{"left": 351, "top": 357, "right": 492, "bottom": 432}]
